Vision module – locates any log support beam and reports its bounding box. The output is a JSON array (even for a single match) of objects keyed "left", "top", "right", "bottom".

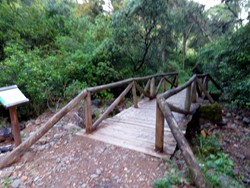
[{"left": 155, "top": 101, "right": 164, "bottom": 152}]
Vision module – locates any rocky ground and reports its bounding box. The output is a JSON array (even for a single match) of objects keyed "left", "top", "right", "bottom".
[
  {"left": 0, "top": 104, "right": 249, "bottom": 188},
  {"left": 0, "top": 110, "right": 168, "bottom": 188}
]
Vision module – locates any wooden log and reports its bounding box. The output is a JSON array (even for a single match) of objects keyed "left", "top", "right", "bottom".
[
  {"left": 157, "top": 98, "right": 207, "bottom": 188},
  {"left": 139, "top": 79, "right": 150, "bottom": 99},
  {"left": 196, "top": 81, "right": 202, "bottom": 97},
  {"left": 155, "top": 78, "right": 164, "bottom": 95},
  {"left": 88, "top": 72, "right": 178, "bottom": 93},
  {"left": 132, "top": 82, "right": 138, "bottom": 108},
  {"left": 162, "top": 79, "right": 166, "bottom": 92},
  {"left": 92, "top": 83, "right": 133, "bottom": 130},
  {"left": 85, "top": 91, "right": 92, "bottom": 133},
  {"left": 196, "top": 78, "right": 215, "bottom": 103},
  {"left": 185, "top": 84, "right": 192, "bottom": 112},
  {"left": 0, "top": 89, "right": 88, "bottom": 169},
  {"left": 9, "top": 107, "right": 21, "bottom": 146},
  {"left": 191, "top": 81, "right": 197, "bottom": 103},
  {"left": 208, "top": 75, "right": 223, "bottom": 92},
  {"left": 203, "top": 76, "right": 208, "bottom": 91},
  {"left": 135, "top": 82, "right": 151, "bottom": 99},
  {"left": 161, "top": 75, "right": 196, "bottom": 99},
  {"left": 174, "top": 75, "right": 178, "bottom": 87},
  {"left": 202, "top": 76, "right": 208, "bottom": 99},
  {"left": 155, "top": 101, "right": 164, "bottom": 152},
  {"left": 164, "top": 77, "right": 175, "bottom": 88},
  {"left": 150, "top": 77, "right": 155, "bottom": 99},
  {"left": 167, "top": 102, "right": 189, "bottom": 115}
]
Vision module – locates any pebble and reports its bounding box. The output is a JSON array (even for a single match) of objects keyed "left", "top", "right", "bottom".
[
  {"left": 0, "top": 170, "right": 13, "bottom": 178},
  {"left": 21, "top": 176, "right": 28, "bottom": 181},
  {"left": 90, "top": 174, "right": 98, "bottom": 179},
  {"left": 243, "top": 117, "right": 250, "bottom": 124},
  {"left": 11, "top": 179, "right": 24, "bottom": 188},
  {"left": 96, "top": 169, "right": 102, "bottom": 175}
]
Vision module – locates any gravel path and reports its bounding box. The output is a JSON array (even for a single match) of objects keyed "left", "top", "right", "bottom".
[{"left": 0, "top": 114, "right": 168, "bottom": 188}]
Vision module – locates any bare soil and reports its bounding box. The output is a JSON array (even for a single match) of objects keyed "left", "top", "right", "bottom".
[{"left": 0, "top": 110, "right": 168, "bottom": 188}]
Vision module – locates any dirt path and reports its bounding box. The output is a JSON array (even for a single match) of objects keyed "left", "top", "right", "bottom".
[{"left": 0, "top": 113, "right": 168, "bottom": 188}]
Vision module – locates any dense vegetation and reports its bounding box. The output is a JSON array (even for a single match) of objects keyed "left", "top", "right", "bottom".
[{"left": 0, "top": 0, "right": 249, "bottom": 118}]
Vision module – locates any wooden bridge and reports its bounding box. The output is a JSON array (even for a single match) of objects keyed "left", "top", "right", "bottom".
[
  {"left": 0, "top": 72, "right": 222, "bottom": 187},
  {"left": 79, "top": 90, "right": 192, "bottom": 158}
]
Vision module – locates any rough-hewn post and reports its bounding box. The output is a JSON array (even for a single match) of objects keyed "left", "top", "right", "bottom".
[
  {"left": 158, "top": 98, "right": 208, "bottom": 188},
  {"left": 185, "top": 84, "right": 192, "bottom": 112},
  {"left": 191, "top": 81, "right": 197, "bottom": 103},
  {"left": 196, "top": 78, "right": 215, "bottom": 104},
  {"left": 85, "top": 91, "right": 92, "bottom": 133},
  {"left": 174, "top": 75, "right": 178, "bottom": 87},
  {"left": 155, "top": 78, "right": 164, "bottom": 95},
  {"left": 9, "top": 107, "right": 21, "bottom": 146},
  {"left": 132, "top": 81, "right": 138, "bottom": 108},
  {"left": 150, "top": 77, "right": 155, "bottom": 99},
  {"left": 203, "top": 76, "right": 208, "bottom": 92},
  {"left": 155, "top": 101, "right": 164, "bottom": 152},
  {"left": 162, "top": 78, "right": 166, "bottom": 92},
  {"left": 139, "top": 79, "right": 150, "bottom": 100}
]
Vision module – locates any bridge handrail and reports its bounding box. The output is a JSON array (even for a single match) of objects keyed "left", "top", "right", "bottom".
[
  {"left": 0, "top": 72, "right": 178, "bottom": 169},
  {"left": 156, "top": 73, "right": 221, "bottom": 188}
]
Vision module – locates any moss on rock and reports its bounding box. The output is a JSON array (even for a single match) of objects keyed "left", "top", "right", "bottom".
[{"left": 198, "top": 103, "right": 222, "bottom": 123}]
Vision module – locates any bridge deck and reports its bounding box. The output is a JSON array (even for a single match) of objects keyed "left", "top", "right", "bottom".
[{"left": 78, "top": 89, "right": 197, "bottom": 158}]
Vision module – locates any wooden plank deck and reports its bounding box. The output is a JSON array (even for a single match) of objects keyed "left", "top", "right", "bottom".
[{"left": 77, "top": 89, "right": 197, "bottom": 158}]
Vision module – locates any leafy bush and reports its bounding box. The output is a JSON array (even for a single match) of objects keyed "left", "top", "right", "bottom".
[{"left": 199, "top": 23, "right": 250, "bottom": 106}]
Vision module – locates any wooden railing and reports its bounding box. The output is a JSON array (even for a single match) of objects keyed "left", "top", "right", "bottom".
[
  {"left": 0, "top": 72, "right": 178, "bottom": 169},
  {"left": 85, "top": 72, "right": 178, "bottom": 133},
  {"left": 155, "top": 73, "right": 222, "bottom": 188}
]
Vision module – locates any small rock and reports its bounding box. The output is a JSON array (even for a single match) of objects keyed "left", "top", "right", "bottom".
[
  {"left": 228, "top": 123, "right": 237, "bottom": 129},
  {"left": 236, "top": 115, "right": 242, "bottom": 120},
  {"left": 90, "top": 174, "right": 98, "bottom": 179},
  {"left": 54, "top": 134, "right": 60, "bottom": 139},
  {"left": 11, "top": 179, "right": 24, "bottom": 188},
  {"left": 96, "top": 169, "right": 102, "bottom": 175},
  {"left": 226, "top": 113, "right": 232, "bottom": 118},
  {"left": 20, "top": 176, "right": 28, "bottom": 181},
  {"left": 243, "top": 117, "right": 250, "bottom": 124},
  {"left": 0, "top": 170, "right": 13, "bottom": 178}
]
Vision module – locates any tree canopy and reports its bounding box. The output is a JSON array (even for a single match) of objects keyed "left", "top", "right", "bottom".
[{"left": 0, "top": 0, "right": 249, "bottom": 117}]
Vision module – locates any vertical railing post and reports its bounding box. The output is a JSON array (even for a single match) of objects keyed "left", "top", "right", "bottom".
[
  {"left": 174, "top": 75, "right": 178, "bottom": 87},
  {"left": 191, "top": 81, "right": 197, "bottom": 103},
  {"left": 150, "top": 77, "right": 155, "bottom": 99},
  {"left": 162, "top": 78, "right": 166, "bottom": 92},
  {"left": 132, "top": 81, "right": 138, "bottom": 108},
  {"left": 85, "top": 91, "right": 92, "bottom": 133},
  {"left": 203, "top": 76, "right": 208, "bottom": 92},
  {"left": 155, "top": 101, "right": 164, "bottom": 152},
  {"left": 185, "top": 84, "right": 192, "bottom": 112}
]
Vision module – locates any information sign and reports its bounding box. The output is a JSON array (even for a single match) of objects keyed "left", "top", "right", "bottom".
[{"left": 0, "top": 85, "right": 29, "bottom": 108}]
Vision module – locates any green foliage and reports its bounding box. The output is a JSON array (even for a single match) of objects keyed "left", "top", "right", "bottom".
[
  {"left": 2, "top": 177, "right": 11, "bottom": 188},
  {"left": 154, "top": 173, "right": 180, "bottom": 188},
  {"left": 199, "top": 23, "right": 250, "bottom": 106},
  {"left": 154, "top": 161, "right": 181, "bottom": 188},
  {"left": 196, "top": 134, "right": 244, "bottom": 187},
  {"left": 0, "top": 0, "right": 119, "bottom": 117},
  {"left": 196, "top": 133, "right": 221, "bottom": 158},
  {"left": 201, "top": 152, "right": 244, "bottom": 188}
]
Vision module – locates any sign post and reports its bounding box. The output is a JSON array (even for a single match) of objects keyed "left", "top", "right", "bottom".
[{"left": 0, "top": 85, "right": 29, "bottom": 146}]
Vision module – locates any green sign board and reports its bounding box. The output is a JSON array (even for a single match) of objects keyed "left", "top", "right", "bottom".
[{"left": 0, "top": 85, "right": 29, "bottom": 108}]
